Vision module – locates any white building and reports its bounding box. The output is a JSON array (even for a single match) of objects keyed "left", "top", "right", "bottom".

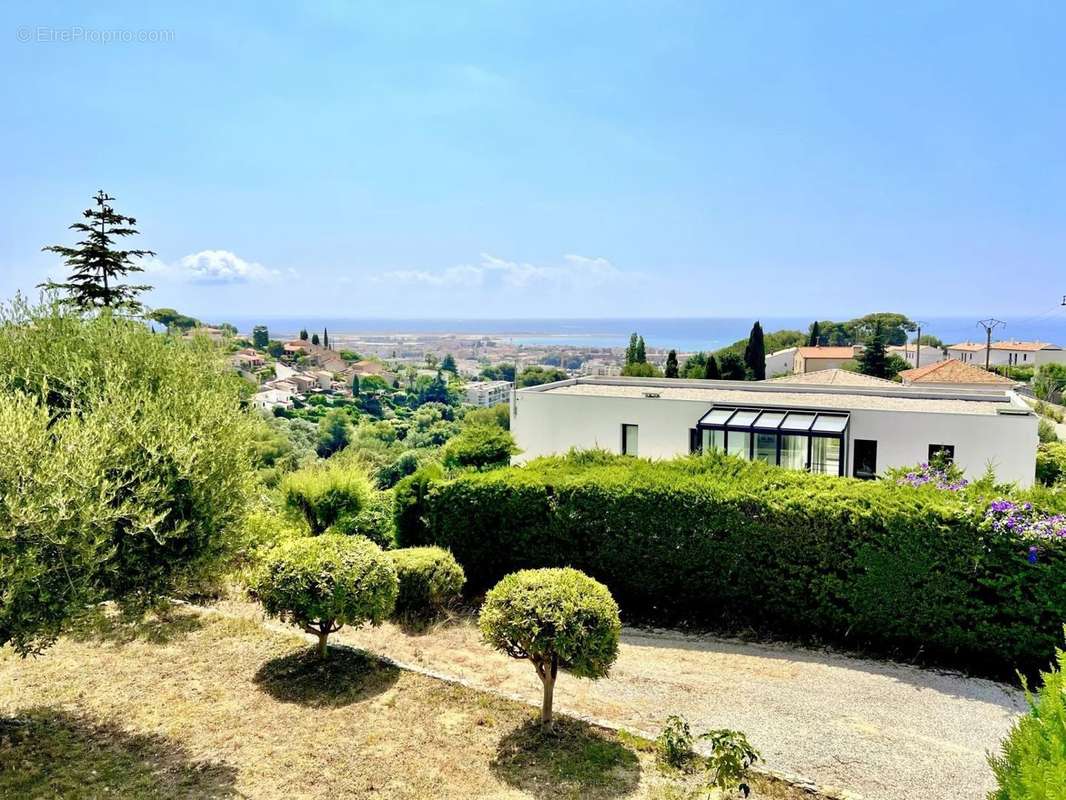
[
  {"left": 251, "top": 387, "right": 294, "bottom": 411},
  {"left": 946, "top": 341, "right": 1065, "bottom": 368},
  {"left": 464, "top": 380, "right": 512, "bottom": 407},
  {"left": 511, "top": 376, "right": 1038, "bottom": 486},
  {"left": 764, "top": 347, "right": 798, "bottom": 377},
  {"left": 887, "top": 344, "right": 944, "bottom": 367}
]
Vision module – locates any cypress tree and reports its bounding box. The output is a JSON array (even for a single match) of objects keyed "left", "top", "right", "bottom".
[
  {"left": 703, "top": 355, "right": 720, "bottom": 379},
  {"left": 323, "top": 328, "right": 329, "bottom": 349},
  {"left": 665, "top": 349, "right": 679, "bottom": 378},
  {"left": 299, "top": 329, "right": 309, "bottom": 341},
  {"left": 744, "top": 321, "right": 766, "bottom": 380},
  {"left": 311, "top": 333, "right": 320, "bottom": 346},
  {"left": 808, "top": 321, "right": 821, "bottom": 347},
  {"left": 40, "top": 190, "right": 155, "bottom": 312},
  {"left": 636, "top": 336, "right": 647, "bottom": 364},
  {"left": 626, "top": 333, "right": 638, "bottom": 365}
]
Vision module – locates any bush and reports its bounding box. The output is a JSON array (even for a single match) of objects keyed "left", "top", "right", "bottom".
[
  {"left": 1037, "top": 442, "right": 1066, "bottom": 487},
  {"left": 700, "top": 729, "right": 760, "bottom": 797},
  {"left": 479, "top": 568, "right": 620, "bottom": 727},
  {"left": 393, "top": 462, "right": 445, "bottom": 547},
  {"left": 253, "top": 534, "right": 398, "bottom": 659},
  {"left": 656, "top": 715, "right": 694, "bottom": 770},
  {"left": 988, "top": 641, "right": 1066, "bottom": 798},
  {"left": 281, "top": 462, "right": 372, "bottom": 535},
  {"left": 411, "top": 452, "right": 1066, "bottom": 677},
  {"left": 0, "top": 300, "right": 255, "bottom": 655},
  {"left": 332, "top": 489, "right": 396, "bottom": 549},
  {"left": 388, "top": 547, "right": 466, "bottom": 619},
  {"left": 1039, "top": 418, "right": 1059, "bottom": 444},
  {"left": 440, "top": 424, "right": 518, "bottom": 471}
]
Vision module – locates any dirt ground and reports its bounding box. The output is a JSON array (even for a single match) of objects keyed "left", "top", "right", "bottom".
[{"left": 211, "top": 601, "right": 1023, "bottom": 800}]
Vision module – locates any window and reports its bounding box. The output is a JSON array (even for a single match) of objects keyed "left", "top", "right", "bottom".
[
  {"left": 928, "top": 444, "right": 955, "bottom": 463},
  {"left": 755, "top": 432, "right": 777, "bottom": 463},
  {"left": 727, "top": 430, "right": 752, "bottom": 460},
  {"left": 621, "top": 424, "right": 638, "bottom": 456},
  {"left": 780, "top": 434, "right": 806, "bottom": 470},
  {"left": 703, "top": 428, "right": 725, "bottom": 453},
  {"left": 853, "top": 439, "right": 877, "bottom": 479},
  {"left": 810, "top": 437, "right": 841, "bottom": 475}
]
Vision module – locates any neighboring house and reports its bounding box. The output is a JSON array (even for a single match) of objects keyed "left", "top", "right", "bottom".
[
  {"left": 287, "top": 374, "right": 316, "bottom": 393},
  {"left": 283, "top": 340, "right": 310, "bottom": 355},
  {"left": 310, "top": 370, "right": 334, "bottom": 391},
  {"left": 582, "top": 360, "right": 623, "bottom": 377},
  {"left": 898, "top": 359, "right": 1019, "bottom": 391},
  {"left": 887, "top": 344, "right": 943, "bottom": 368},
  {"left": 464, "top": 380, "right": 512, "bottom": 407},
  {"left": 251, "top": 387, "right": 294, "bottom": 411},
  {"left": 792, "top": 346, "right": 860, "bottom": 374},
  {"left": 231, "top": 348, "right": 264, "bottom": 369},
  {"left": 510, "top": 376, "right": 1038, "bottom": 486},
  {"left": 764, "top": 347, "right": 798, "bottom": 377},
  {"left": 766, "top": 368, "right": 896, "bottom": 387},
  {"left": 946, "top": 341, "right": 1066, "bottom": 368},
  {"left": 945, "top": 342, "right": 987, "bottom": 364}
]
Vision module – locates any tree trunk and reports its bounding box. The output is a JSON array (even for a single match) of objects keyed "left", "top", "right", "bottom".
[
  {"left": 539, "top": 654, "right": 558, "bottom": 729},
  {"left": 316, "top": 625, "right": 330, "bottom": 660}
]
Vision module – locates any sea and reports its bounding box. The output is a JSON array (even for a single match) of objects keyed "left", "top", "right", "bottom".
[{"left": 225, "top": 315, "right": 1066, "bottom": 353}]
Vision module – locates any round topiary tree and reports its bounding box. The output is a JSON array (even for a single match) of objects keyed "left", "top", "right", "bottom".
[
  {"left": 388, "top": 546, "right": 466, "bottom": 620},
  {"left": 253, "top": 534, "right": 397, "bottom": 659},
  {"left": 280, "top": 462, "right": 372, "bottom": 535},
  {"left": 479, "top": 568, "right": 621, "bottom": 728}
]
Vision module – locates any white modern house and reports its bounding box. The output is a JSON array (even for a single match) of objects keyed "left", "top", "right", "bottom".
[
  {"left": 464, "top": 380, "right": 512, "bottom": 407},
  {"left": 510, "top": 376, "right": 1038, "bottom": 485},
  {"left": 887, "top": 344, "right": 944, "bottom": 367},
  {"left": 764, "top": 347, "right": 798, "bottom": 377},
  {"left": 946, "top": 341, "right": 1065, "bottom": 368}
]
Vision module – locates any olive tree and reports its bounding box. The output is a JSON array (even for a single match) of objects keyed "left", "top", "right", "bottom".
[
  {"left": 479, "top": 568, "right": 621, "bottom": 728},
  {"left": 0, "top": 298, "right": 256, "bottom": 655},
  {"left": 281, "top": 462, "right": 372, "bottom": 534},
  {"left": 254, "top": 534, "right": 398, "bottom": 659}
]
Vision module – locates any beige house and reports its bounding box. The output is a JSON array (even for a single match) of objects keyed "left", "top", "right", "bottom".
[{"left": 792, "top": 346, "right": 860, "bottom": 374}]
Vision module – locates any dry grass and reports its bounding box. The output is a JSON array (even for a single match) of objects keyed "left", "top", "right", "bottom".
[{"left": 0, "top": 607, "right": 823, "bottom": 799}]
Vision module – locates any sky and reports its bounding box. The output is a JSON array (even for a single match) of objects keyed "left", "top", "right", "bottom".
[{"left": 1, "top": 1, "right": 1065, "bottom": 320}]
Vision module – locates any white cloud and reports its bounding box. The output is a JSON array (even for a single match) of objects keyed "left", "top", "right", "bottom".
[
  {"left": 146, "top": 250, "right": 285, "bottom": 284},
  {"left": 376, "top": 253, "right": 641, "bottom": 290}
]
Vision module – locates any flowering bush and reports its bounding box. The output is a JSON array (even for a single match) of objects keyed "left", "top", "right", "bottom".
[
  {"left": 984, "top": 499, "right": 1066, "bottom": 564},
  {"left": 891, "top": 458, "right": 969, "bottom": 491}
]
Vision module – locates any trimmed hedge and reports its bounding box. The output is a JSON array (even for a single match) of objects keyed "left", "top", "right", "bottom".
[
  {"left": 397, "top": 452, "right": 1066, "bottom": 676},
  {"left": 388, "top": 546, "right": 465, "bottom": 619}
]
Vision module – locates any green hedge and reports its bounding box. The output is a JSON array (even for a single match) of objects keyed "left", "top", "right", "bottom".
[
  {"left": 397, "top": 452, "right": 1066, "bottom": 676},
  {"left": 388, "top": 546, "right": 465, "bottom": 619}
]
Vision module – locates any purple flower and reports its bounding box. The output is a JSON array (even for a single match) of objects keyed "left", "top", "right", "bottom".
[{"left": 1028, "top": 546, "right": 1039, "bottom": 565}]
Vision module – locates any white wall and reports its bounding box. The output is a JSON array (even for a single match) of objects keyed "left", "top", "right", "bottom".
[
  {"left": 511, "top": 390, "right": 1038, "bottom": 485},
  {"left": 765, "top": 348, "right": 796, "bottom": 377}
]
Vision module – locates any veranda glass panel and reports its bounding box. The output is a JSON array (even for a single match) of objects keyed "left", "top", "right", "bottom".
[
  {"left": 781, "top": 412, "right": 816, "bottom": 431},
  {"left": 753, "top": 411, "right": 786, "bottom": 429},
  {"left": 727, "top": 409, "right": 759, "bottom": 427},
  {"left": 780, "top": 434, "right": 807, "bottom": 470},
  {"left": 702, "top": 429, "right": 726, "bottom": 452},
  {"left": 810, "top": 437, "right": 841, "bottom": 475},
  {"left": 700, "top": 408, "right": 736, "bottom": 426},
  {"left": 727, "top": 431, "right": 751, "bottom": 459},
  {"left": 755, "top": 432, "right": 777, "bottom": 463},
  {"left": 811, "top": 415, "right": 849, "bottom": 433}
]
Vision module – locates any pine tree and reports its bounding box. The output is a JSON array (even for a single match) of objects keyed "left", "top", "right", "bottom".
[
  {"left": 857, "top": 321, "right": 888, "bottom": 378},
  {"left": 323, "top": 328, "right": 329, "bottom": 349},
  {"left": 744, "top": 321, "right": 766, "bottom": 380},
  {"left": 703, "top": 355, "right": 720, "bottom": 379},
  {"left": 252, "top": 325, "right": 269, "bottom": 349},
  {"left": 626, "top": 333, "right": 639, "bottom": 365},
  {"left": 664, "top": 349, "right": 679, "bottom": 378},
  {"left": 299, "top": 329, "right": 309, "bottom": 341},
  {"left": 808, "top": 321, "right": 821, "bottom": 347},
  {"left": 40, "top": 190, "right": 155, "bottom": 312},
  {"left": 441, "top": 353, "right": 457, "bottom": 373},
  {"left": 311, "top": 333, "right": 320, "bottom": 346},
  {"left": 636, "top": 336, "right": 647, "bottom": 364},
  {"left": 719, "top": 351, "right": 747, "bottom": 380}
]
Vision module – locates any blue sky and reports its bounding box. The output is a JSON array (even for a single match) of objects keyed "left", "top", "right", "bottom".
[{"left": 1, "top": 1, "right": 1064, "bottom": 319}]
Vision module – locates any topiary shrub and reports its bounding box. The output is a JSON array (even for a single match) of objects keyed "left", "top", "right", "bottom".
[
  {"left": 441, "top": 424, "right": 518, "bottom": 471},
  {"left": 388, "top": 547, "right": 466, "bottom": 620},
  {"left": 281, "top": 462, "right": 372, "bottom": 535},
  {"left": 479, "top": 568, "right": 620, "bottom": 728},
  {"left": 393, "top": 462, "right": 444, "bottom": 547},
  {"left": 988, "top": 640, "right": 1066, "bottom": 798},
  {"left": 253, "top": 534, "right": 397, "bottom": 659},
  {"left": 1036, "top": 442, "right": 1066, "bottom": 487}
]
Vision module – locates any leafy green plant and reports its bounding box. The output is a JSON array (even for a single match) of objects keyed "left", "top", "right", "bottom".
[
  {"left": 253, "top": 534, "right": 398, "bottom": 659},
  {"left": 0, "top": 298, "right": 255, "bottom": 655},
  {"left": 988, "top": 640, "right": 1066, "bottom": 799},
  {"left": 441, "top": 423, "right": 518, "bottom": 471},
  {"left": 1039, "top": 418, "right": 1060, "bottom": 444},
  {"left": 479, "top": 568, "right": 621, "bottom": 728},
  {"left": 388, "top": 546, "right": 466, "bottom": 620},
  {"left": 1037, "top": 442, "right": 1066, "bottom": 487},
  {"left": 655, "top": 715, "right": 694, "bottom": 770},
  {"left": 281, "top": 462, "right": 372, "bottom": 535},
  {"left": 699, "top": 729, "right": 760, "bottom": 797}
]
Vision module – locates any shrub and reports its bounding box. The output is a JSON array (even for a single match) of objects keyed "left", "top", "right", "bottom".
[
  {"left": 1037, "top": 442, "right": 1066, "bottom": 487},
  {"left": 1039, "top": 418, "right": 1060, "bottom": 444},
  {"left": 0, "top": 300, "right": 254, "bottom": 655},
  {"left": 479, "top": 568, "right": 620, "bottom": 727},
  {"left": 411, "top": 451, "right": 1066, "bottom": 677},
  {"left": 388, "top": 547, "right": 466, "bottom": 619},
  {"left": 281, "top": 462, "right": 372, "bottom": 534},
  {"left": 700, "top": 729, "right": 760, "bottom": 797},
  {"left": 253, "top": 534, "right": 398, "bottom": 659},
  {"left": 393, "top": 462, "right": 445, "bottom": 547},
  {"left": 656, "top": 715, "right": 694, "bottom": 770},
  {"left": 332, "top": 490, "right": 396, "bottom": 549},
  {"left": 988, "top": 640, "right": 1066, "bottom": 798},
  {"left": 440, "top": 424, "right": 518, "bottom": 471}
]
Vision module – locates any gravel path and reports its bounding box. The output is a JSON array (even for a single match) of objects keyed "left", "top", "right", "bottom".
[{"left": 323, "top": 614, "right": 1024, "bottom": 800}]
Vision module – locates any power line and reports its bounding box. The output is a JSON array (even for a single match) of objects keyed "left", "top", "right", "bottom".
[{"left": 976, "top": 318, "right": 1005, "bottom": 371}]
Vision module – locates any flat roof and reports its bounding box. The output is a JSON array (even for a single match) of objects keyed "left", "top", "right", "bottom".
[{"left": 521, "top": 376, "right": 1027, "bottom": 417}]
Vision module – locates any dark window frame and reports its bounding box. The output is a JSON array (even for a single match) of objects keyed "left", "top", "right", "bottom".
[
  {"left": 928, "top": 443, "right": 955, "bottom": 463},
  {"left": 853, "top": 438, "right": 877, "bottom": 479},
  {"left": 621, "top": 423, "right": 639, "bottom": 456}
]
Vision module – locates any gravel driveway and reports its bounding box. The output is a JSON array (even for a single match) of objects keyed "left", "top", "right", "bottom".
[{"left": 324, "top": 614, "right": 1024, "bottom": 800}]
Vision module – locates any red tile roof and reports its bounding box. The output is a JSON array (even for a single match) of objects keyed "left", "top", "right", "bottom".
[{"left": 899, "top": 359, "right": 1016, "bottom": 385}]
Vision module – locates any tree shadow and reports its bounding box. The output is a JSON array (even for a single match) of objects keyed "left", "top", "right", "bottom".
[
  {"left": 253, "top": 644, "right": 400, "bottom": 708},
  {"left": 0, "top": 708, "right": 238, "bottom": 799},
  {"left": 490, "top": 717, "right": 642, "bottom": 800},
  {"left": 68, "top": 604, "right": 206, "bottom": 647}
]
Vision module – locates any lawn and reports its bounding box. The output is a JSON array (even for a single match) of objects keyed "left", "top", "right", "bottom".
[{"left": 0, "top": 607, "right": 822, "bottom": 800}]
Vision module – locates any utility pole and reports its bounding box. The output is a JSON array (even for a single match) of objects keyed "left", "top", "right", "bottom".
[
  {"left": 913, "top": 320, "right": 928, "bottom": 368},
  {"left": 976, "top": 318, "right": 1005, "bottom": 371}
]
